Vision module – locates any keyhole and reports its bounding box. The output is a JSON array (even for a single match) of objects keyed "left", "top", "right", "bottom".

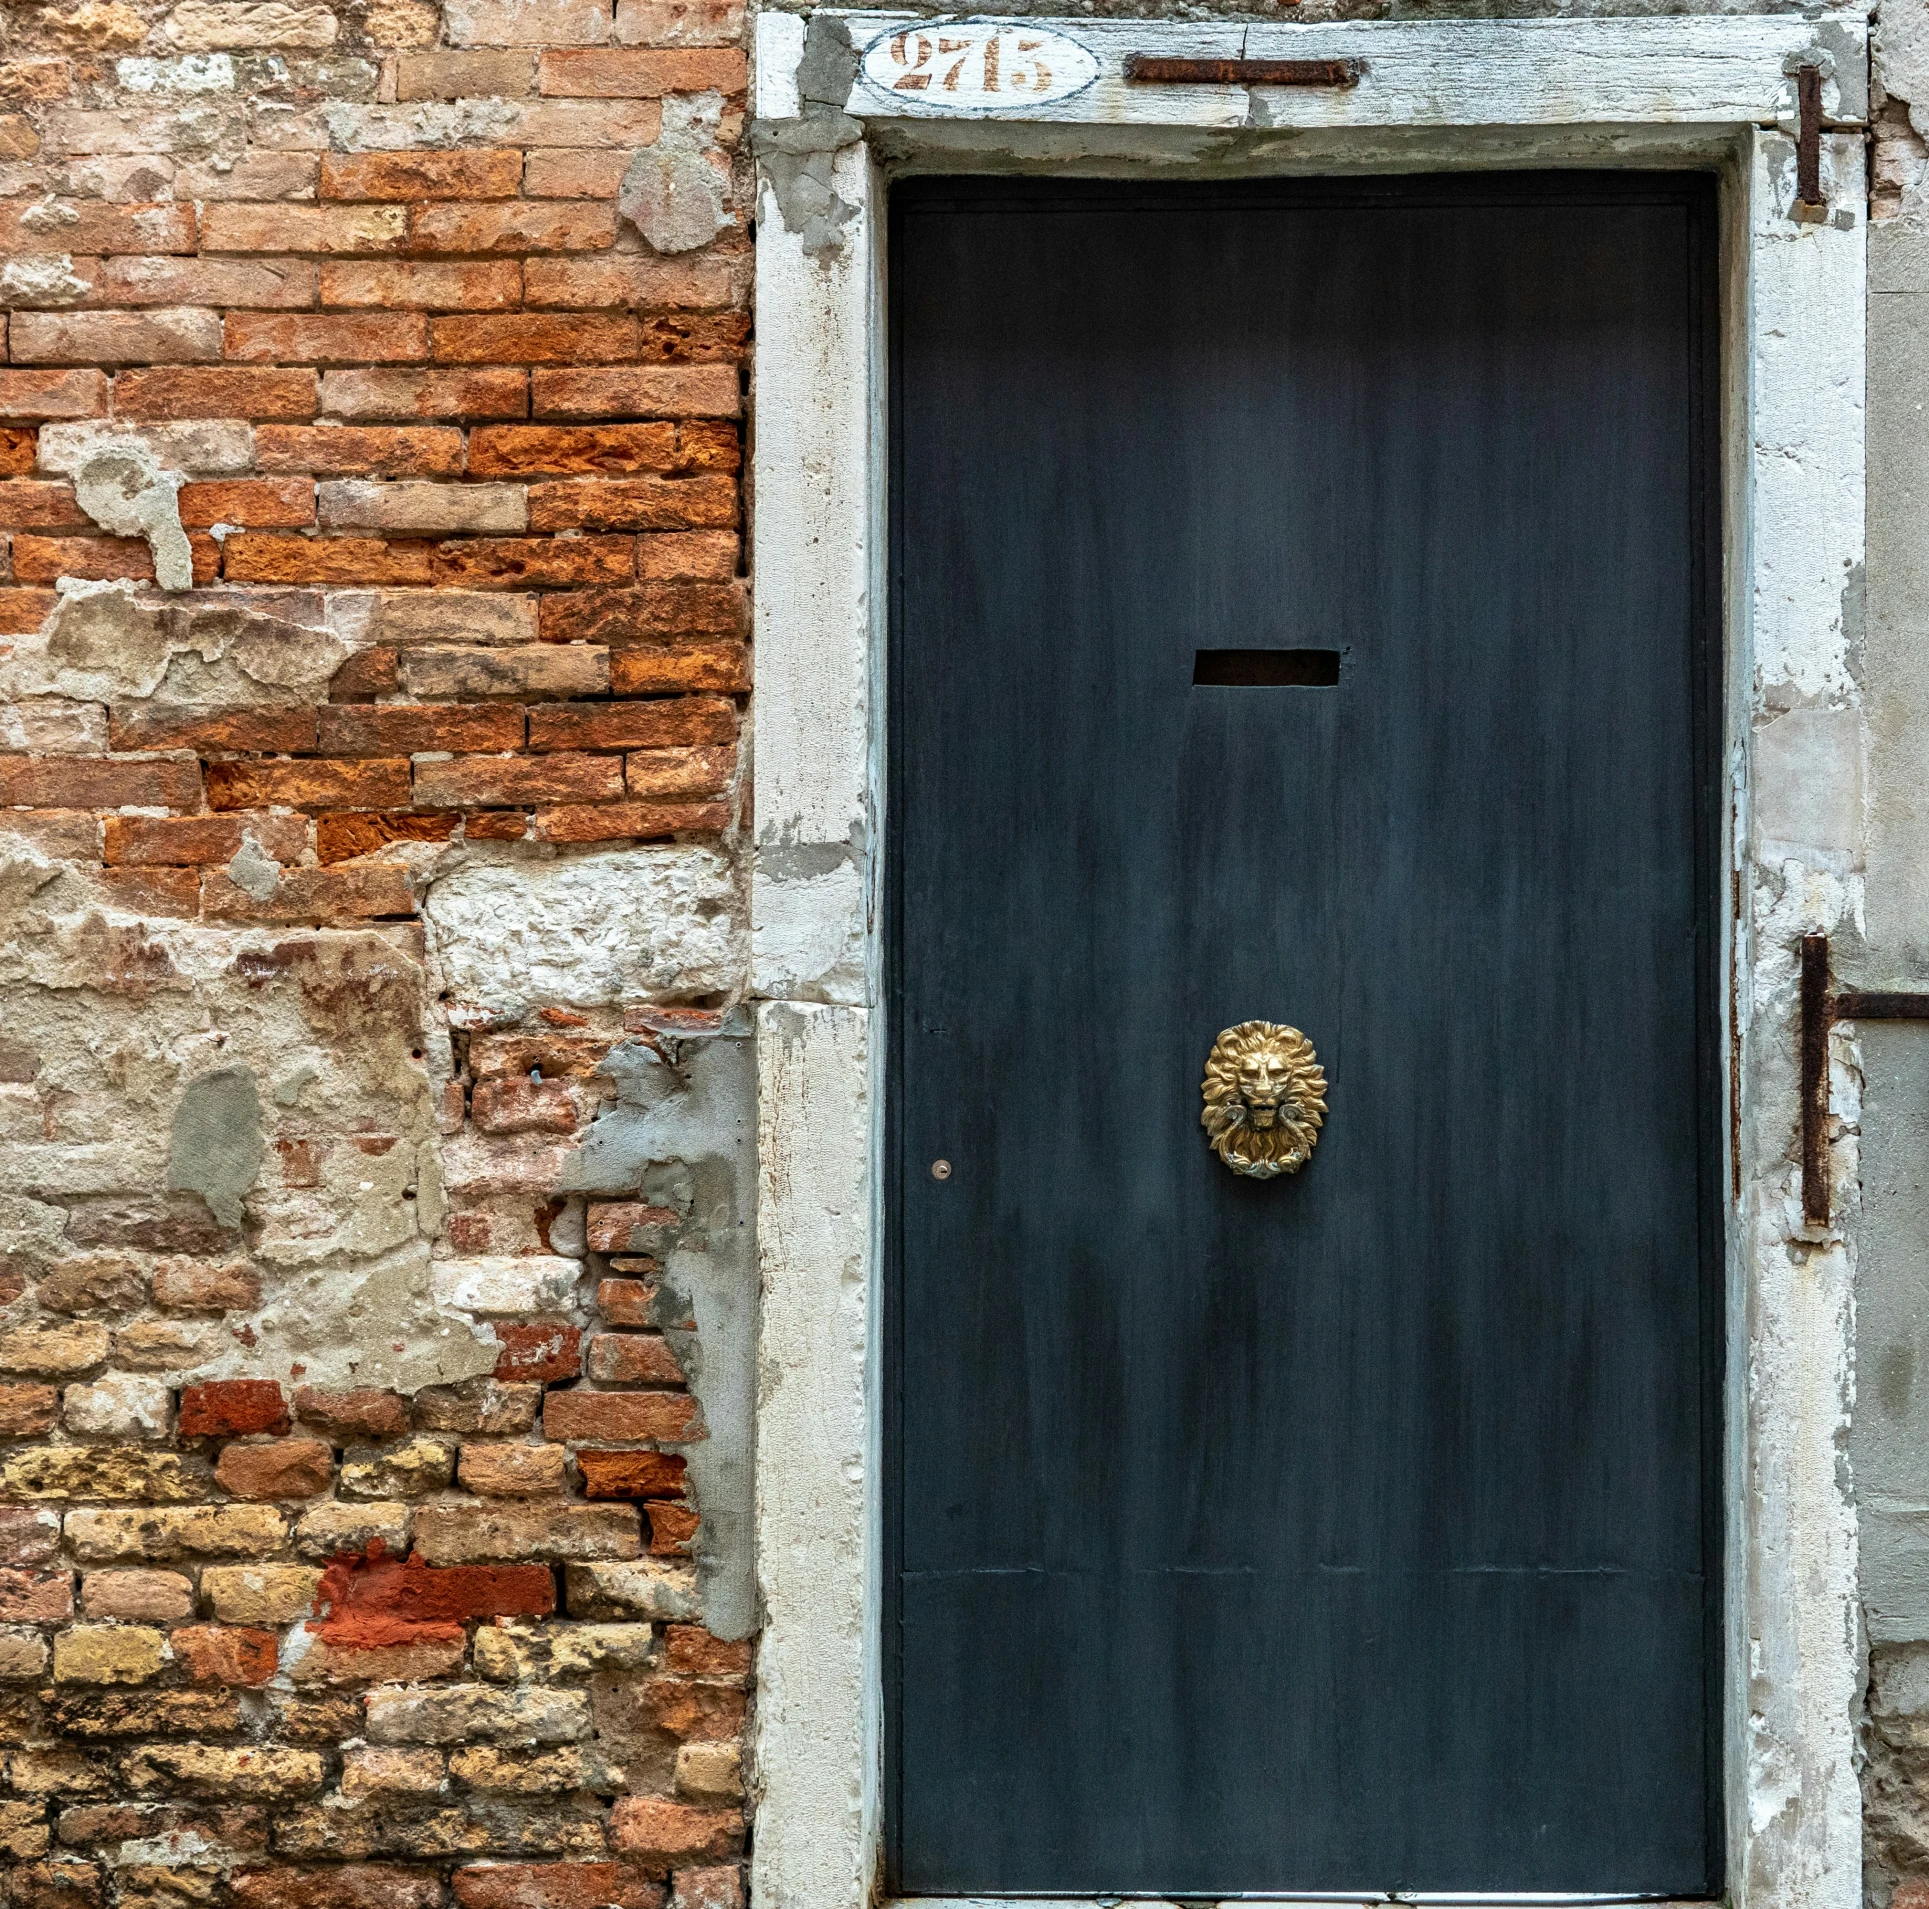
[{"left": 931, "top": 1159, "right": 952, "bottom": 1180}]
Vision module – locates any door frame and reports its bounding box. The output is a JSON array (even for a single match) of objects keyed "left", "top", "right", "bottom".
[{"left": 747, "top": 19, "right": 1870, "bottom": 1909}]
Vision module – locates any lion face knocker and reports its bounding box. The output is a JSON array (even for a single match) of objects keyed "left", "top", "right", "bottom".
[{"left": 1201, "top": 1021, "right": 1327, "bottom": 1179}]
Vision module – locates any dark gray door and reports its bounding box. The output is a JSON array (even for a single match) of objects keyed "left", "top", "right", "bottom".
[{"left": 887, "top": 175, "right": 1722, "bottom": 1898}]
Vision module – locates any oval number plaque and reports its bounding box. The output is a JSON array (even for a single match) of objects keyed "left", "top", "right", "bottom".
[{"left": 859, "top": 20, "right": 1099, "bottom": 111}]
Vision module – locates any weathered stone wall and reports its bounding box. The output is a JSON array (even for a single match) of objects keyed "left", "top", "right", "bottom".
[{"left": 0, "top": 0, "right": 755, "bottom": 1896}]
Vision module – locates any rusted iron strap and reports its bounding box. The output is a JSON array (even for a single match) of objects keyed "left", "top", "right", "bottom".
[
  {"left": 1801, "top": 931, "right": 1832, "bottom": 1225},
  {"left": 1833, "top": 990, "right": 1929, "bottom": 1019},
  {"left": 1796, "top": 64, "right": 1824, "bottom": 207},
  {"left": 1123, "top": 54, "right": 1364, "bottom": 87}
]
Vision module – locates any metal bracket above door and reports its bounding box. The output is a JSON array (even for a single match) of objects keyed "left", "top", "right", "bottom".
[{"left": 1800, "top": 932, "right": 1929, "bottom": 1223}]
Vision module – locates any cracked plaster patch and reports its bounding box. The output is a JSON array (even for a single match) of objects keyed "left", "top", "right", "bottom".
[
  {"left": 69, "top": 440, "right": 192, "bottom": 593},
  {"left": 621, "top": 93, "right": 731, "bottom": 255}
]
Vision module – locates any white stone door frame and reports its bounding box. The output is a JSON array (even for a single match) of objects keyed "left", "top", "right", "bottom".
[{"left": 748, "top": 17, "right": 1871, "bottom": 1909}]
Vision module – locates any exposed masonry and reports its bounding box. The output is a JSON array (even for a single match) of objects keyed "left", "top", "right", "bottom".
[{"left": 0, "top": 0, "right": 756, "bottom": 1891}]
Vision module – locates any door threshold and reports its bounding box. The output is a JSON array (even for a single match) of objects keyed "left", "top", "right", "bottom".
[{"left": 889, "top": 1896, "right": 1719, "bottom": 1906}]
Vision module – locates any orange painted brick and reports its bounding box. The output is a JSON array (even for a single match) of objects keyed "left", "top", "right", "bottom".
[
  {"left": 411, "top": 200, "right": 617, "bottom": 256},
  {"left": 413, "top": 752, "right": 624, "bottom": 808},
  {"left": 205, "top": 758, "right": 411, "bottom": 811},
  {"left": 527, "top": 697, "right": 736, "bottom": 751},
  {"left": 0, "top": 481, "right": 88, "bottom": 531},
  {"left": 176, "top": 478, "right": 316, "bottom": 529},
  {"left": 201, "top": 863, "right": 416, "bottom": 921},
  {"left": 0, "top": 429, "right": 34, "bottom": 477},
  {"left": 432, "top": 314, "right": 637, "bottom": 365},
  {"left": 94, "top": 866, "right": 199, "bottom": 915},
  {"left": 318, "top": 369, "right": 528, "bottom": 422},
  {"left": 537, "top": 47, "right": 745, "bottom": 94},
  {"left": 320, "top": 261, "right": 522, "bottom": 310},
  {"left": 315, "top": 811, "right": 456, "bottom": 863},
  {"left": 645, "top": 1500, "right": 698, "bottom": 1555},
  {"left": 115, "top": 367, "right": 318, "bottom": 421},
  {"left": 535, "top": 799, "right": 727, "bottom": 841},
  {"left": 470, "top": 424, "right": 675, "bottom": 478},
  {"left": 11, "top": 533, "right": 152, "bottom": 583},
  {"left": 0, "top": 755, "right": 200, "bottom": 810},
  {"left": 465, "top": 811, "right": 531, "bottom": 840},
  {"left": 221, "top": 535, "right": 436, "bottom": 587},
  {"left": 637, "top": 312, "right": 750, "bottom": 365},
  {"left": 609, "top": 642, "right": 749, "bottom": 696},
  {"left": 171, "top": 1625, "right": 279, "bottom": 1686},
  {"left": 637, "top": 532, "right": 738, "bottom": 581},
  {"left": 104, "top": 814, "right": 308, "bottom": 867},
  {"left": 178, "top": 1379, "right": 288, "bottom": 1437},
  {"left": 321, "top": 149, "right": 524, "bottom": 200},
  {"left": 544, "top": 1389, "right": 700, "bottom": 1442},
  {"left": 0, "top": 589, "right": 59, "bottom": 634},
  {"left": 663, "top": 1624, "right": 750, "bottom": 1677},
  {"left": 316, "top": 703, "right": 525, "bottom": 755},
  {"left": 521, "top": 255, "right": 737, "bottom": 311},
  {"left": 577, "top": 1448, "right": 686, "bottom": 1500},
  {"left": 528, "top": 476, "right": 736, "bottom": 531},
  {"left": 215, "top": 1438, "right": 333, "bottom": 1501},
  {"left": 539, "top": 582, "right": 745, "bottom": 644},
  {"left": 531, "top": 365, "right": 739, "bottom": 421},
  {"left": 256, "top": 425, "right": 465, "bottom": 478},
  {"left": 226, "top": 313, "right": 428, "bottom": 366},
  {"left": 108, "top": 706, "right": 319, "bottom": 753},
  {"left": 429, "top": 536, "right": 635, "bottom": 590},
  {"left": 625, "top": 745, "right": 734, "bottom": 798},
  {"left": 201, "top": 203, "right": 410, "bottom": 255},
  {"left": 674, "top": 422, "right": 739, "bottom": 473},
  {"left": 522, "top": 149, "right": 629, "bottom": 198}
]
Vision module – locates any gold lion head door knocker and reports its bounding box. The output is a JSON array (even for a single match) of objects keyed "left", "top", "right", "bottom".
[{"left": 1201, "top": 1021, "right": 1327, "bottom": 1179}]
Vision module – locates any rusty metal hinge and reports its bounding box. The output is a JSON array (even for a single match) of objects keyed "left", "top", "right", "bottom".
[
  {"left": 1123, "top": 54, "right": 1364, "bottom": 87},
  {"left": 1795, "top": 64, "right": 1826, "bottom": 216},
  {"left": 1799, "top": 932, "right": 1929, "bottom": 1224}
]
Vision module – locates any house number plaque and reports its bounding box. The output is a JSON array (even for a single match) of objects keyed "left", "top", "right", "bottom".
[{"left": 858, "top": 21, "right": 1100, "bottom": 111}]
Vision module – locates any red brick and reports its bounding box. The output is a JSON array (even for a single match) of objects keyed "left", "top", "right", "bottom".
[
  {"left": 294, "top": 1386, "right": 411, "bottom": 1438},
  {"left": 0, "top": 428, "right": 34, "bottom": 477},
  {"left": 521, "top": 255, "right": 735, "bottom": 311},
  {"left": 104, "top": 814, "right": 307, "bottom": 868},
  {"left": 470, "top": 1032, "right": 612, "bottom": 1077},
  {"left": 528, "top": 477, "right": 736, "bottom": 532},
  {"left": 0, "top": 481, "right": 88, "bottom": 530},
  {"left": 471, "top": 1076, "right": 582, "bottom": 1134},
  {"left": 453, "top": 1864, "right": 663, "bottom": 1909},
  {"left": 471, "top": 423, "right": 674, "bottom": 477},
  {"left": 316, "top": 811, "right": 457, "bottom": 863},
  {"left": 646, "top": 1500, "right": 699, "bottom": 1555},
  {"left": 586, "top": 1201, "right": 679, "bottom": 1251},
  {"left": 95, "top": 865, "right": 201, "bottom": 916},
  {"left": 534, "top": 800, "right": 728, "bottom": 842},
  {"left": 171, "top": 1625, "right": 278, "bottom": 1685},
  {"left": 100, "top": 255, "right": 319, "bottom": 309},
  {"left": 333, "top": 646, "right": 400, "bottom": 703},
  {"left": 221, "top": 536, "right": 436, "bottom": 587},
  {"left": 151, "top": 1261, "right": 263, "bottom": 1311},
  {"left": 0, "top": 757, "right": 200, "bottom": 810},
  {"left": 493, "top": 1321, "right": 582, "bottom": 1383},
  {"left": 317, "top": 704, "right": 525, "bottom": 755},
  {"left": 414, "top": 753, "right": 624, "bottom": 809},
  {"left": 227, "top": 313, "right": 428, "bottom": 366},
  {"left": 322, "top": 150, "right": 524, "bottom": 200},
  {"left": 0, "top": 1383, "right": 58, "bottom": 1435},
  {"left": 637, "top": 533, "right": 738, "bottom": 582},
  {"left": 537, "top": 47, "right": 744, "bottom": 94},
  {"left": 312, "top": 1548, "right": 556, "bottom": 1627},
  {"left": 608, "top": 1799, "right": 743, "bottom": 1866},
  {"left": 430, "top": 537, "right": 635, "bottom": 590},
  {"left": 540, "top": 583, "right": 746, "bottom": 646},
  {"left": 0, "top": 369, "right": 106, "bottom": 420},
  {"left": 178, "top": 1380, "right": 288, "bottom": 1438},
  {"left": 587, "top": 1333, "right": 683, "bottom": 1385},
  {"left": 107, "top": 706, "right": 319, "bottom": 754},
  {"left": 0, "top": 58, "right": 71, "bottom": 100},
  {"left": 232, "top": 1868, "right": 443, "bottom": 1909},
  {"left": 12, "top": 308, "right": 223, "bottom": 367},
  {"left": 0, "top": 1510, "right": 61, "bottom": 1567},
  {"left": 596, "top": 1278, "right": 657, "bottom": 1327},
  {"left": 663, "top": 1625, "right": 750, "bottom": 1676},
  {"left": 527, "top": 698, "right": 736, "bottom": 752},
  {"left": 256, "top": 425, "right": 464, "bottom": 478},
  {"left": 674, "top": 422, "right": 739, "bottom": 473},
  {"left": 10, "top": 534, "right": 152, "bottom": 584},
  {"left": 531, "top": 365, "right": 739, "bottom": 421},
  {"left": 522, "top": 149, "right": 629, "bottom": 197},
  {"left": 413, "top": 201, "right": 617, "bottom": 258},
  {"left": 609, "top": 643, "right": 749, "bottom": 697},
  {"left": 206, "top": 758, "right": 410, "bottom": 811},
  {"left": 463, "top": 811, "right": 531, "bottom": 840},
  {"left": 200, "top": 864, "right": 415, "bottom": 921},
  {"left": 0, "top": 587, "right": 61, "bottom": 632},
  {"left": 176, "top": 478, "right": 316, "bottom": 529},
  {"left": 0, "top": 1566, "right": 71, "bottom": 1619},
  {"left": 577, "top": 1448, "right": 686, "bottom": 1499},
  {"left": 0, "top": 200, "right": 195, "bottom": 254},
  {"left": 458, "top": 1443, "right": 568, "bottom": 1496},
  {"left": 202, "top": 203, "right": 410, "bottom": 255},
  {"left": 432, "top": 314, "right": 636, "bottom": 364},
  {"left": 321, "top": 261, "right": 523, "bottom": 310},
  {"left": 543, "top": 1390, "right": 699, "bottom": 1442},
  {"left": 216, "top": 1438, "right": 334, "bottom": 1500},
  {"left": 115, "top": 367, "right": 317, "bottom": 421},
  {"left": 318, "top": 369, "right": 528, "bottom": 422}
]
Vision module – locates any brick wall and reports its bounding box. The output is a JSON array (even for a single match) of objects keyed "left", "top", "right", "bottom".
[{"left": 0, "top": 0, "right": 753, "bottom": 1895}]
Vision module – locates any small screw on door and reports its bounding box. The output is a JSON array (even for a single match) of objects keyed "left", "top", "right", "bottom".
[{"left": 931, "top": 1159, "right": 952, "bottom": 1180}]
